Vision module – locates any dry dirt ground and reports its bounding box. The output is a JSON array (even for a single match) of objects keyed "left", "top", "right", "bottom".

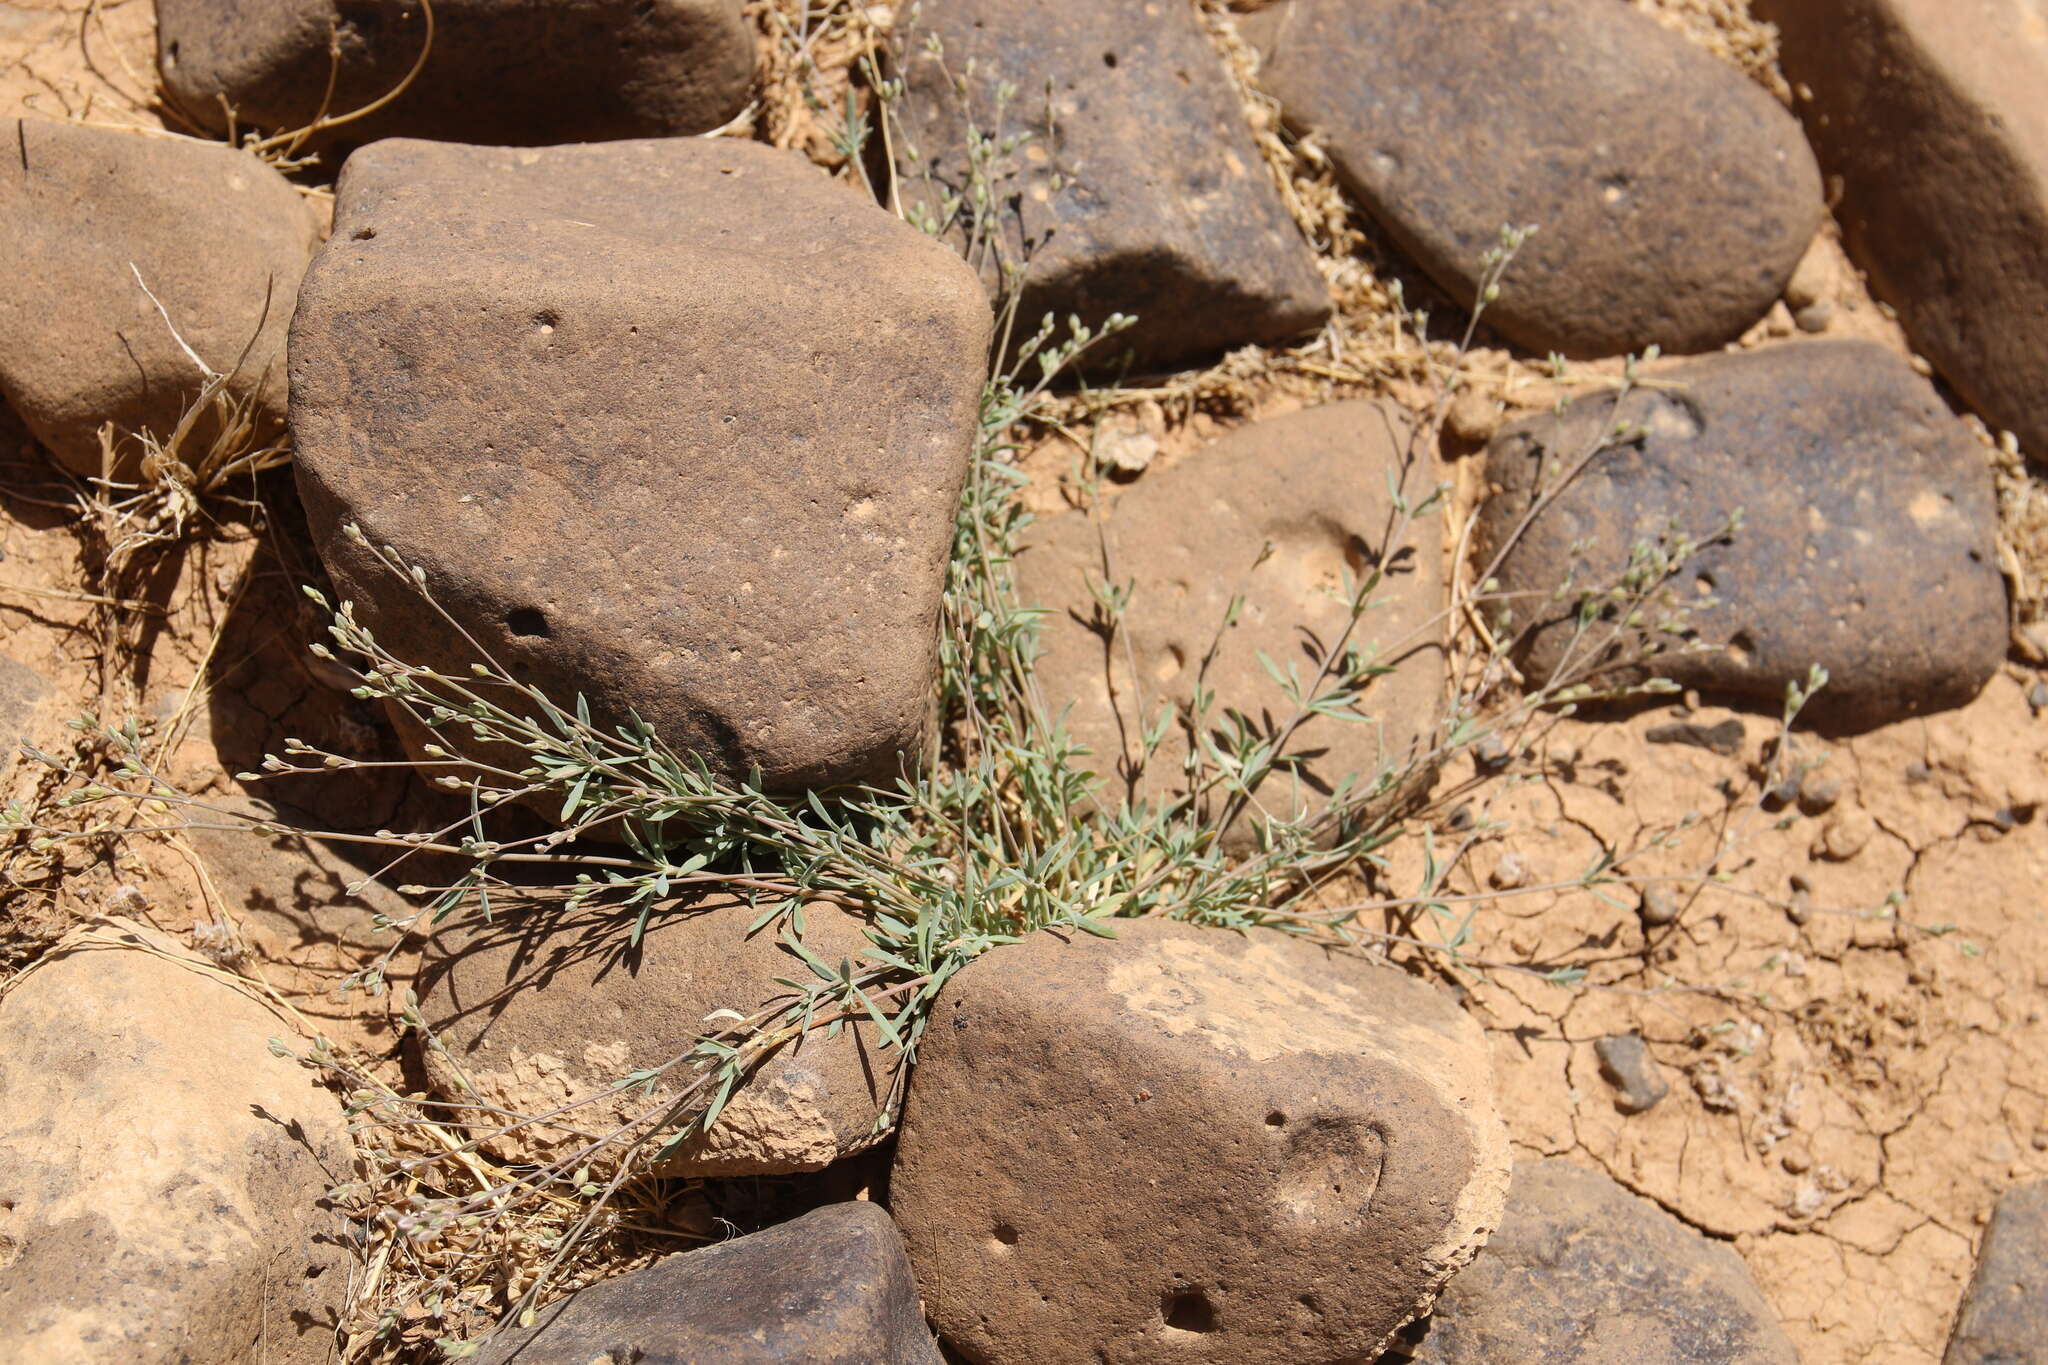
[{"left": 3, "top": 2, "right": 2046, "bottom": 1362}]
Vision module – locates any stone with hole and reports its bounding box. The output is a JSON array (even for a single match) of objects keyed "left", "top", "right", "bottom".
[
  {"left": 0, "top": 118, "right": 319, "bottom": 476},
  {"left": 1945, "top": 1179, "right": 2048, "bottom": 1363},
  {"left": 888, "top": 0, "right": 1329, "bottom": 373},
  {"left": 1242, "top": 0, "right": 1820, "bottom": 358},
  {"left": 471, "top": 1202, "right": 941, "bottom": 1364},
  {"left": 1014, "top": 402, "right": 1446, "bottom": 849},
  {"left": 0, "top": 921, "right": 351, "bottom": 1364},
  {"left": 890, "top": 917, "right": 1509, "bottom": 1364},
  {"left": 1474, "top": 340, "right": 2005, "bottom": 728},
  {"left": 415, "top": 897, "right": 889, "bottom": 1176},
  {"left": 290, "top": 137, "right": 991, "bottom": 794},
  {"left": 155, "top": 0, "right": 754, "bottom": 149},
  {"left": 1395, "top": 1159, "right": 1796, "bottom": 1363},
  {"left": 1755, "top": 0, "right": 2048, "bottom": 462}
]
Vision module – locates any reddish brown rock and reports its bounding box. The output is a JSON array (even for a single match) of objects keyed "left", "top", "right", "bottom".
[
  {"left": 156, "top": 0, "right": 754, "bottom": 149},
  {"left": 1475, "top": 340, "right": 2006, "bottom": 728},
  {"left": 1945, "top": 1180, "right": 2048, "bottom": 1364},
  {"left": 0, "top": 119, "right": 319, "bottom": 475},
  {"left": 1244, "top": 0, "right": 1820, "bottom": 358},
  {"left": 290, "top": 137, "right": 991, "bottom": 792},
  {"left": 1014, "top": 402, "right": 1446, "bottom": 847},
  {"left": 473, "top": 1203, "right": 942, "bottom": 1364},
  {"left": 0, "top": 922, "right": 351, "bottom": 1365},
  {"left": 1398, "top": 1160, "right": 1796, "bottom": 1364},
  {"left": 889, "top": 0, "right": 1329, "bottom": 373},
  {"left": 416, "top": 898, "right": 889, "bottom": 1176},
  {"left": 890, "top": 918, "right": 1509, "bottom": 1365},
  {"left": 1755, "top": 0, "right": 2048, "bottom": 459}
]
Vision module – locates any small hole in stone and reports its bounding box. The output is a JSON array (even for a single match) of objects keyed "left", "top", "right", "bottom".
[
  {"left": 1102, "top": 50, "right": 1118, "bottom": 68},
  {"left": 352, "top": 226, "right": 376, "bottom": 241},
  {"left": 1265, "top": 1111, "right": 1286, "bottom": 1128},
  {"left": 165, "top": 40, "right": 180, "bottom": 65},
  {"left": 992, "top": 1223, "right": 1019, "bottom": 1245},
  {"left": 1694, "top": 573, "right": 1715, "bottom": 595},
  {"left": 506, "top": 608, "right": 550, "bottom": 639},
  {"left": 1162, "top": 1289, "right": 1216, "bottom": 1334},
  {"left": 531, "top": 310, "right": 560, "bottom": 334},
  {"left": 1726, "top": 630, "right": 1757, "bottom": 667}
]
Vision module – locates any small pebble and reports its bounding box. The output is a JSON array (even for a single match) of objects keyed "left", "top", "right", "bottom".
[
  {"left": 1446, "top": 390, "right": 1501, "bottom": 444},
  {"left": 1640, "top": 886, "right": 1681, "bottom": 927},
  {"left": 1594, "top": 1034, "right": 1670, "bottom": 1115},
  {"left": 1797, "top": 770, "right": 1842, "bottom": 815},
  {"left": 1905, "top": 759, "right": 1932, "bottom": 783},
  {"left": 1793, "top": 300, "right": 1834, "bottom": 332},
  {"left": 2030, "top": 681, "right": 2048, "bottom": 713},
  {"left": 1787, "top": 874, "right": 1814, "bottom": 926},
  {"left": 1492, "top": 850, "right": 1532, "bottom": 890},
  {"left": 1646, "top": 717, "right": 1746, "bottom": 757},
  {"left": 1781, "top": 1147, "right": 1814, "bottom": 1174},
  {"left": 1814, "top": 810, "right": 1874, "bottom": 862},
  {"left": 1474, "top": 733, "right": 1512, "bottom": 772}
]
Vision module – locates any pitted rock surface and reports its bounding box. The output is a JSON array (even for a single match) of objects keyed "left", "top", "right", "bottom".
[
  {"left": 0, "top": 119, "right": 319, "bottom": 475},
  {"left": 416, "top": 898, "right": 888, "bottom": 1176},
  {"left": 1244, "top": 0, "right": 1820, "bottom": 358},
  {"left": 157, "top": 0, "right": 754, "bottom": 148},
  {"left": 1399, "top": 1160, "right": 1797, "bottom": 1364},
  {"left": 890, "top": 0, "right": 1329, "bottom": 373},
  {"left": 1756, "top": 0, "right": 2048, "bottom": 461},
  {"left": 0, "top": 922, "right": 351, "bottom": 1365},
  {"left": 1475, "top": 340, "right": 2006, "bottom": 728},
  {"left": 290, "top": 137, "right": 991, "bottom": 793},
  {"left": 890, "top": 917, "right": 1509, "bottom": 1365},
  {"left": 1944, "top": 1179, "right": 2048, "bottom": 1364},
  {"left": 473, "top": 1203, "right": 942, "bottom": 1364},
  {"left": 1015, "top": 402, "right": 1445, "bottom": 847}
]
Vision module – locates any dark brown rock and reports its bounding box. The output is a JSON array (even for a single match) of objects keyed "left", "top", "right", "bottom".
[
  {"left": 156, "top": 0, "right": 754, "bottom": 149},
  {"left": 0, "top": 119, "right": 319, "bottom": 475},
  {"left": 290, "top": 137, "right": 991, "bottom": 793},
  {"left": 0, "top": 921, "right": 351, "bottom": 1364},
  {"left": 1244, "top": 0, "right": 1821, "bottom": 358},
  {"left": 472, "top": 1202, "right": 943, "bottom": 1365},
  {"left": 1945, "top": 1180, "right": 2048, "bottom": 1364},
  {"left": 1014, "top": 402, "right": 1445, "bottom": 847},
  {"left": 891, "top": 918, "right": 1509, "bottom": 1365},
  {"left": 1755, "top": 0, "right": 2048, "bottom": 460},
  {"left": 1475, "top": 340, "right": 2006, "bottom": 728},
  {"left": 1646, "top": 718, "right": 1746, "bottom": 757},
  {"left": 1594, "top": 1033, "right": 1670, "bottom": 1115},
  {"left": 1399, "top": 1160, "right": 1796, "bottom": 1364},
  {"left": 416, "top": 897, "right": 888, "bottom": 1176},
  {"left": 889, "top": 0, "right": 1329, "bottom": 373}
]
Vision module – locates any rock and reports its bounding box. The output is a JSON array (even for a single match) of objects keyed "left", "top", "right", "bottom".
[
  {"left": 156, "top": 0, "right": 753, "bottom": 150},
  {"left": 889, "top": 0, "right": 1329, "bottom": 372},
  {"left": 1639, "top": 886, "right": 1681, "bottom": 928},
  {"left": 891, "top": 917, "right": 1509, "bottom": 1365},
  {"left": 0, "top": 921, "right": 351, "bottom": 1364},
  {"left": 1475, "top": 340, "right": 2006, "bottom": 728},
  {"left": 1594, "top": 1033, "right": 1670, "bottom": 1115},
  {"left": 1400, "top": 1160, "right": 1797, "bottom": 1364},
  {"left": 1646, "top": 718, "right": 1746, "bottom": 757},
  {"left": 1945, "top": 1180, "right": 2048, "bottom": 1364},
  {"left": 416, "top": 897, "right": 888, "bottom": 1177},
  {"left": 1797, "top": 769, "right": 1843, "bottom": 815},
  {"left": 1015, "top": 402, "right": 1445, "bottom": 848},
  {"left": 0, "top": 119, "right": 319, "bottom": 475},
  {"left": 472, "top": 1202, "right": 942, "bottom": 1365},
  {"left": 1813, "top": 808, "right": 1875, "bottom": 862},
  {"left": 290, "top": 137, "right": 991, "bottom": 793},
  {"left": 1755, "top": 0, "right": 2048, "bottom": 459},
  {"left": 1243, "top": 0, "right": 1820, "bottom": 358}
]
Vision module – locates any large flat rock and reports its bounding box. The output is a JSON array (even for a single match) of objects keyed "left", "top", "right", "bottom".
[
  {"left": 290, "top": 137, "right": 991, "bottom": 792},
  {"left": 1476, "top": 340, "right": 2006, "bottom": 727},
  {"left": 0, "top": 119, "right": 319, "bottom": 475},
  {"left": 0, "top": 923, "right": 351, "bottom": 1365},
  {"left": 1245, "top": 0, "right": 1820, "bottom": 358},
  {"left": 890, "top": 0, "right": 1329, "bottom": 372},
  {"left": 891, "top": 918, "right": 1508, "bottom": 1364},
  {"left": 1756, "top": 0, "right": 2048, "bottom": 459}
]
